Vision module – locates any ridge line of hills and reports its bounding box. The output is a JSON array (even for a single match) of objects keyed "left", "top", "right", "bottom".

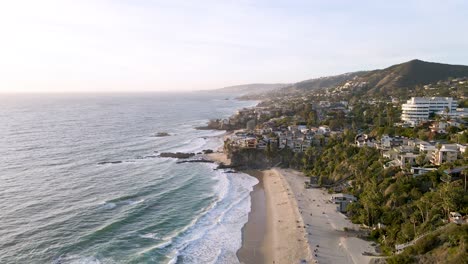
[{"left": 213, "top": 59, "right": 468, "bottom": 99}]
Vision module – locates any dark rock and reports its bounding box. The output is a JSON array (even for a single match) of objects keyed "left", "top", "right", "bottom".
[
  {"left": 176, "top": 159, "right": 215, "bottom": 164},
  {"left": 98, "top": 161, "right": 123, "bottom": 165},
  {"left": 153, "top": 132, "right": 170, "bottom": 137},
  {"left": 202, "top": 149, "right": 214, "bottom": 154},
  {"left": 159, "top": 152, "right": 195, "bottom": 159}
]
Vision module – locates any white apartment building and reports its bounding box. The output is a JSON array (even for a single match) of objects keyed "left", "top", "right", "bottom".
[
  {"left": 431, "top": 145, "right": 459, "bottom": 165},
  {"left": 401, "top": 97, "right": 458, "bottom": 125}
]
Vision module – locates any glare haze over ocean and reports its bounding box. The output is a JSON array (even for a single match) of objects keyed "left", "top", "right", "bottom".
[{"left": 0, "top": 92, "right": 258, "bottom": 263}]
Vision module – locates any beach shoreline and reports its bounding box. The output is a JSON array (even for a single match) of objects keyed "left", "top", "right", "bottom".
[
  {"left": 205, "top": 133, "right": 378, "bottom": 264},
  {"left": 206, "top": 147, "right": 313, "bottom": 264},
  {"left": 236, "top": 170, "right": 266, "bottom": 264}
]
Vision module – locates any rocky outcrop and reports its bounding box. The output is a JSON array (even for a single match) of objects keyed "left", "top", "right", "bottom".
[
  {"left": 152, "top": 132, "right": 170, "bottom": 137},
  {"left": 97, "top": 161, "right": 123, "bottom": 165},
  {"left": 176, "top": 159, "right": 214, "bottom": 164},
  {"left": 159, "top": 152, "right": 195, "bottom": 159},
  {"left": 229, "top": 148, "right": 280, "bottom": 169}
]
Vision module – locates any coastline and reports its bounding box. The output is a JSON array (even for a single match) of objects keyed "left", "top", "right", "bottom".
[
  {"left": 236, "top": 170, "right": 266, "bottom": 264},
  {"left": 277, "top": 168, "right": 379, "bottom": 264},
  {"left": 206, "top": 139, "right": 379, "bottom": 264},
  {"left": 201, "top": 95, "right": 378, "bottom": 263},
  {"left": 206, "top": 148, "right": 313, "bottom": 264}
]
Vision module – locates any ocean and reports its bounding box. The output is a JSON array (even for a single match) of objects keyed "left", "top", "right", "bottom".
[{"left": 0, "top": 92, "right": 258, "bottom": 264}]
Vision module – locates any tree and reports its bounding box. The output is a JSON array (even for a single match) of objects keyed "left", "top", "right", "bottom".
[
  {"left": 439, "top": 182, "right": 463, "bottom": 219},
  {"left": 416, "top": 153, "right": 427, "bottom": 166},
  {"left": 463, "top": 168, "right": 468, "bottom": 192},
  {"left": 444, "top": 106, "right": 450, "bottom": 121},
  {"left": 307, "top": 110, "right": 318, "bottom": 127}
]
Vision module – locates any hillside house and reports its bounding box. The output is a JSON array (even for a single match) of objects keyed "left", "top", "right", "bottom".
[{"left": 431, "top": 145, "right": 459, "bottom": 165}]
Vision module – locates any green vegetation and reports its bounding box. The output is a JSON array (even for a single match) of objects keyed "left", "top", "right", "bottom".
[
  {"left": 388, "top": 224, "right": 467, "bottom": 264},
  {"left": 299, "top": 139, "right": 466, "bottom": 253},
  {"left": 229, "top": 59, "right": 468, "bottom": 262}
]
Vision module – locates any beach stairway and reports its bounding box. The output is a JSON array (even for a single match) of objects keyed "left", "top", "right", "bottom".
[{"left": 394, "top": 224, "right": 448, "bottom": 254}]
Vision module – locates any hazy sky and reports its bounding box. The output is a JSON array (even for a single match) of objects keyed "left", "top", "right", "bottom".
[{"left": 1, "top": 0, "right": 468, "bottom": 93}]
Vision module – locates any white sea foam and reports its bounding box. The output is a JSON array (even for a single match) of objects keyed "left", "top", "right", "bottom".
[
  {"left": 154, "top": 240, "right": 172, "bottom": 249},
  {"left": 167, "top": 130, "right": 225, "bottom": 154},
  {"left": 166, "top": 169, "right": 258, "bottom": 264},
  {"left": 101, "top": 202, "right": 116, "bottom": 210},
  {"left": 158, "top": 133, "right": 259, "bottom": 264},
  {"left": 126, "top": 199, "right": 145, "bottom": 205},
  {"left": 137, "top": 239, "right": 173, "bottom": 255},
  {"left": 139, "top": 232, "right": 160, "bottom": 240},
  {"left": 56, "top": 255, "right": 103, "bottom": 264}
]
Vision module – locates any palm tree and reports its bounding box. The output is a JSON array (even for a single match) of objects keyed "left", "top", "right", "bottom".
[
  {"left": 444, "top": 106, "right": 450, "bottom": 121},
  {"left": 463, "top": 167, "right": 468, "bottom": 193}
]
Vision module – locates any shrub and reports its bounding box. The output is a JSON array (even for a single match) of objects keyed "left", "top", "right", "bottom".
[{"left": 387, "top": 254, "right": 414, "bottom": 264}]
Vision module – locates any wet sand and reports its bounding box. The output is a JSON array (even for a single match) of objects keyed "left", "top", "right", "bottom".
[
  {"left": 206, "top": 146, "right": 313, "bottom": 263},
  {"left": 237, "top": 171, "right": 266, "bottom": 264}
]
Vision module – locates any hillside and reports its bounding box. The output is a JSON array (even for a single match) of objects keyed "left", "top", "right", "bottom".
[
  {"left": 211, "top": 83, "right": 288, "bottom": 94},
  {"left": 278, "top": 71, "right": 366, "bottom": 94},
  {"left": 354, "top": 59, "right": 468, "bottom": 96},
  {"left": 255, "top": 59, "right": 468, "bottom": 100},
  {"left": 229, "top": 59, "right": 468, "bottom": 100}
]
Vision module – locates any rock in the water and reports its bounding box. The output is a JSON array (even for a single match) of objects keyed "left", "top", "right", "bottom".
[
  {"left": 176, "top": 159, "right": 214, "bottom": 164},
  {"left": 202, "top": 149, "right": 214, "bottom": 154},
  {"left": 159, "top": 152, "right": 195, "bottom": 159},
  {"left": 153, "top": 132, "right": 170, "bottom": 137},
  {"left": 98, "top": 161, "right": 123, "bottom": 165}
]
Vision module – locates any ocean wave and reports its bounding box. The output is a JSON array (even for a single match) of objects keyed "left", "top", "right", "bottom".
[
  {"left": 162, "top": 129, "right": 225, "bottom": 154},
  {"left": 137, "top": 238, "right": 173, "bottom": 255},
  {"left": 168, "top": 137, "right": 208, "bottom": 154},
  {"left": 98, "top": 198, "right": 144, "bottom": 211},
  {"left": 139, "top": 232, "right": 160, "bottom": 240},
  {"left": 101, "top": 202, "right": 116, "bottom": 210},
  {"left": 163, "top": 170, "right": 258, "bottom": 264},
  {"left": 53, "top": 255, "right": 105, "bottom": 264},
  {"left": 132, "top": 170, "right": 230, "bottom": 260}
]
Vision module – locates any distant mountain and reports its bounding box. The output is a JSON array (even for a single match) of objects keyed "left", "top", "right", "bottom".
[
  {"left": 212, "top": 83, "right": 289, "bottom": 94},
  {"left": 278, "top": 72, "right": 366, "bottom": 94},
  {"left": 213, "top": 60, "right": 468, "bottom": 99},
  {"left": 348, "top": 59, "right": 468, "bottom": 97},
  {"left": 273, "top": 59, "right": 468, "bottom": 99}
]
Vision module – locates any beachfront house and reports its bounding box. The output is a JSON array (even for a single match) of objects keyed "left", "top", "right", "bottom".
[
  {"left": 410, "top": 167, "right": 437, "bottom": 177},
  {"left": 449, "top": 212, "right": 463, "bottom": 224},
  {"left": 330, "top": 193, "right": 357, "bottom": 203},
  {"left": 331, "top": 193, "right": 357, "bottom": 213}
]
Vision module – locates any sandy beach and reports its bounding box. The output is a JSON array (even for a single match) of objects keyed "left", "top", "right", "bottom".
[
  {"left": 207, "top": 149, "right": 313, "bottom": 263},
  {"left": 260, "top": 169, "right": 313, "bottom": 264},
  {"left": 236, "top": 171, "right": 266, "bottom": 264},
  {"left": 206, "top": 142, "right": 377, "bottom": 264},
  {"left": 277, "top": 168, "right": 378, "bottom": 264}
]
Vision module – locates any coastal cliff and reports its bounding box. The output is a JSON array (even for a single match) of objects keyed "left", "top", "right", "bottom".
[{"left": 228, "top": 148, "right": 286, "bottom": 169}]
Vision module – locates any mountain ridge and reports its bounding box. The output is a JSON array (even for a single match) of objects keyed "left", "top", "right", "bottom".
[
  {"left": 269, "top": 59, "right": 468, "bottom": 99},
  {"left": 211, "top": 59, "right": 468, "bottom": 99},
  {"left": 210, "top": 83, "right": 289, "bottom": 94}
]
